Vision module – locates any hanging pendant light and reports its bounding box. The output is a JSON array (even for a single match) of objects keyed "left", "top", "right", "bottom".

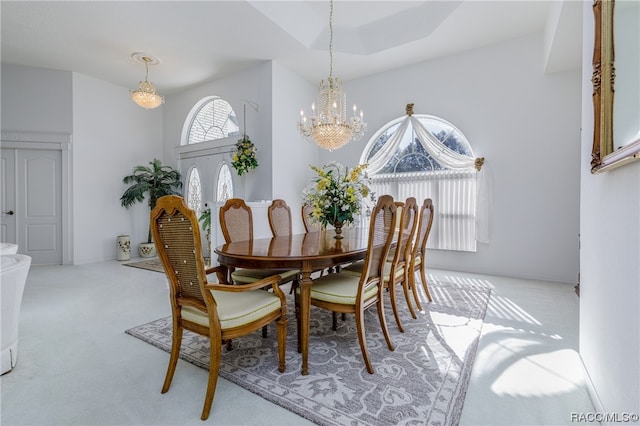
[
  {"left": 298, "top": 0, "right": 366, "bottom": 151},
  {"left": 130, "top": 53, "right": 165, "bottom": 110}
]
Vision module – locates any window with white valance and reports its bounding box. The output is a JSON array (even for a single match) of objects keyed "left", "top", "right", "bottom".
[{"left": 360, "top": 104, "right": 490, "bottom": 251}]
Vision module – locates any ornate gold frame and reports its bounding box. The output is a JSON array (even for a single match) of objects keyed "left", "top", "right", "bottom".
[{"left": 591, "top": 0, "right": 640, "bottom": 174}]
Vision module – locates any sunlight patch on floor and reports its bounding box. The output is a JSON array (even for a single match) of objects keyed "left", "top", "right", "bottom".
[{"left": 481, "top": 339, "right": 586, "bottom": 396}]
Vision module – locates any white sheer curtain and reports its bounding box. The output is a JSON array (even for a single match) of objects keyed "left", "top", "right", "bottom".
[{"left": 365, "top": 113, "right": 492, "bottom": 246}]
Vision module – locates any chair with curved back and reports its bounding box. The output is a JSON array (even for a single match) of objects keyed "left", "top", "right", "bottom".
[
  {"left": 219, "top": 198, "right": 298, "bottom": 286},
  {"left": 151, "top": 195, "right": 288, "bottom": 420},
  {"left": 409, "top": 198, "right": 435, "bottom": 303},
  {"left": 302, "top": 202, "right": 332, "bottom": 278},
  {"left": 268, "top": 199, "right": 293, "bottom": 237},
  {"left": 296, "top": 194, "right": 397, "bottom": 374},
  {"left": 301, "top": 204, "right": 322, "bottom": 233},
  {"left": 386, "top": 197, "right": 420, "bottom": 332},
  {"left": 342, "top": 198, "right": 420, "bottom": 332}
]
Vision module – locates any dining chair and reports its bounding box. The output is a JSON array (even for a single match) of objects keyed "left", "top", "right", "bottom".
[
  {"left": 220, "top": 198, "right": 298, "bottom": 286},
  {"left": 268, "top": 199, "right": 293, "bottom": 237},
  {"left": 151, "top": 195, "right": 288, "bottom": 421},
  {"left": 386, "top": 197, "right": 420, "bottom": 331},
  {"left": 301, "top": 204, "right": 322, "bottom": 233},
  {"left": 268, "top": 199, "right": 302, "bottom": 292},
  {"left": 342, "top": 198, "right": 419, "bottom": 332},
  {"left": 302, "top": 203, "right": 332, "bottom": 279},
  {"left": 296, "top": 194, "right": 397, "bottom": 374},
  {"left": 341, "top": 199, "right": 402, "bottom": 277},
  {"left": 409, "top": 198, "right": 435, "bottom": 303}
]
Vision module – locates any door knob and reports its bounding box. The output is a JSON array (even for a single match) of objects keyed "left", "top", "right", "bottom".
[{"left": 2, "top": 210, "right": 14, "bottom": 215}]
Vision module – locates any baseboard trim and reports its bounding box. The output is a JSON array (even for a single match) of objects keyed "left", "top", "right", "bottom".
[{"left": 580, "top": 357, "right": 607, "bottom": 422}]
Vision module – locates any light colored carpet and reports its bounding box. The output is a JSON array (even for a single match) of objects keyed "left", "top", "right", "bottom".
[
  {"left": 126, "top": 282, "right": 490, "bottom": 426},
  {"left": 122, "top": 258, "right": 165, "bottom": 273}
]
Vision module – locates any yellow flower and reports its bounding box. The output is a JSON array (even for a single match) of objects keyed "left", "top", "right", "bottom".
[
  {"left": 316, "top": 177, "right": 329, "bottom": 190},
  {"left": 233, "top": 154, "right": 238, "bottom": 162}
]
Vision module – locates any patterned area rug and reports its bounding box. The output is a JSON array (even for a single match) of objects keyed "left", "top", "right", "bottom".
[
  {"left": 126, "top": 282, "right": 490, "bottom": 425},
  {"left": 122, "top": 258, "right": 164, "bottom": 273}
]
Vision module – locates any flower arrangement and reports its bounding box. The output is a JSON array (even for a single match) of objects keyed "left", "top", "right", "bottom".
[
  {"left": 302, "top": 162, "right": 370, "bottom": 230},
  {"left": 231, "top": 135, "right": 258, "bottom": 176}
]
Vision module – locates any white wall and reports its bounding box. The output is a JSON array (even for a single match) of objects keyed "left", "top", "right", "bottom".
[
  {"left": 1, "top": 64, "right": 72, "bottom": 133},
  {"left": 271, "top": 62, "right": 320, "bottom": 233},
  {"left": 579, "top": 1, "right": 640, "bottom": 417},
  {"left": 162, "top": 62, "right": 274, "bottom": 202},
  {"left": 317, "top": 33, "right": 581, "bottom": 283},
  {"left": 1, "top": 64, "right": 163, "bottom": 264},
  {"left": 71, "top": 73, "right": 163, "bottom": 263}
]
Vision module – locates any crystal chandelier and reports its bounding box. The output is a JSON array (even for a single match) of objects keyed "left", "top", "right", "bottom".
[
  {"left": 130, "top": 53, "right": 164, "bottom": 110},
  {"left": 298, "top": 0, "right": 366, "bottom": 151}
]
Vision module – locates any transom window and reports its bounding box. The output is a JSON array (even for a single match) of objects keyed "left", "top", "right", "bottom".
[
  {"left": 361, "top": 113, "right": 479, "bottom": 252},
  {"left": 187, "top": 97, "right": 240, "bottom": 144},
  {"left": 186, "top": 166, "right": 202, "bottom": 216}
]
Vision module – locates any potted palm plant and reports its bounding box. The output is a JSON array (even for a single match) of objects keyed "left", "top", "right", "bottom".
[
  {"left": 199, "top": 207, "right": 211, "bottom": 263},
  {"left": 120, "top": 159, "right": 182, "bottom": 257}
]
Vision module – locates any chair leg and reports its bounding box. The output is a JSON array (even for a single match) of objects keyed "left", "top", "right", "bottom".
[
  {"left": 262, "top": 325, "right": 268, "bottom": 338},
  {"left": 402, "top": 278, "right": 418, "bottom": 319},
  {"left": 354, "top": 309, "right": 374, "bottom": 374},
  {"left": 201, "top": 333, "right": 222, "bottom": 421},
  {"left": 408, "top": 270, "right": 423, "bottom": 312},
  {"left": 419, "top": 264, "right": 433, "bottom": 302},
  {"left": 162, "top": 322, "right": 183, "bottom": 394},
  {"left": 388, "top": 280, "right": 405, "bottom": 333},
  {"left": 276, "top": 315, "right": 288, "bottom": 373},
  {"left": 376, "top": 296, "right": 395, "bottom": 352},
  {"left": 332, "top": 312, "right": 338, "bottom": 331}
]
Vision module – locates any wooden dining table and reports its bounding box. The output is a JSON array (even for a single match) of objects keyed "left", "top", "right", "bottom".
[{"left": 214, "top": 227, "right": 369, "bottom": 375}]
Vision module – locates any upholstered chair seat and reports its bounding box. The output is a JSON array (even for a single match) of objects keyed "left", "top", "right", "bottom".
[
  {"left": 231, "top": 268, "right": 299, "bottom": 284},
  {"left": 300, "top": 273, "right": 379, "bottom": 305},
  {"left": 181, "top": 289, "right": 283, "bottom": 329}
]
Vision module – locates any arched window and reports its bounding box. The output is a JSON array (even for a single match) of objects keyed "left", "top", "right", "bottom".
[
  {"left": 216, "top": 163, "right": 233, "bottom": 202},
  {"left": 361, "top": 113, "right": 482, "bottom": 252},
  {"left": 187, "top": 97, "right": 240, "bottom": 144},
  {"left": 186, "top": 166, "right": 202, "bottom": 216}
]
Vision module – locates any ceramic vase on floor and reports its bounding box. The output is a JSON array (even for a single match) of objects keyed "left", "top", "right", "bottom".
[
  {"left": 138, "top": 242, "right": 156, "bottom": 258},
  {"left": 116, "top": 235, "right": 131, "bottom": 261}
]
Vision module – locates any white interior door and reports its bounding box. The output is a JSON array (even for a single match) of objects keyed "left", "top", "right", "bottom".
[
  {"left": 1, "top": 148, "right": 63, "bottom": 264},
  {"left": 19, "top": 149, "right": 62, "bottom": 264},
  {"left": 1, "top": 149, "right": 17, "bottom": 243}
]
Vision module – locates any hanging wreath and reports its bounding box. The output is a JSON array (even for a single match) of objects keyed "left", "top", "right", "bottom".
[{"left": 231, "top": 135, "right": 258, "bottom": 176}]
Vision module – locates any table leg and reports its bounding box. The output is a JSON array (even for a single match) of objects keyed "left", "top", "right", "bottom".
[{"left": 299, "top": 264, "right": 312, "bottom": 376}]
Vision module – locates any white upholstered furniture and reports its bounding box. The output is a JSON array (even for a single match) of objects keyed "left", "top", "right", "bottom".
[
  {"left": 1, "top": 243, "right": 19, "bottom": 255},
  {"left": 1, "top": 253, "right": 32, "bottom": 375}
]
